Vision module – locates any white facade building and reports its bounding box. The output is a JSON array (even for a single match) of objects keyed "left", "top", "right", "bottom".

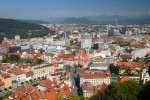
[
  {"left": 80, "top": 33, "right": 92, "bottom": 49},
  {"left": 131, "top": 48, "right": 150, "bottom": 59},
  {"left": 79, "top": 70, "right": 110, "bottom": 86}
]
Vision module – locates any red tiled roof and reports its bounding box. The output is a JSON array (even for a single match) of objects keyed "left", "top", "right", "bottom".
[
  {"left": 119, "top": 76, "right": 131, "bottom": 83},
  {"left": 0, "top": 73, "right": 11, "bottom": 79},
  {"left": 0, "top": 64, "right": 10, "bottom": 71},
  {"left": 53, "top": 62, "right": 58, "bottom": 67},
  {"left": 7, "top": 67, "right": 25, "bottom": 75},
  {"left": 39, "top": 79, "right": 53, "bottom": 88},
  {"left": 26, "top": 71, "right": 34, "bottom": 77},
  {"left": 97, "top": 83, "right": 108, "bottom": 90},
  {"left": 112, "top": 37, "right": 124, "bottom": 41},
  {"left": 80, "top": 70, "right": 109, "bottom": 79},
  {"left": 117, "top": 62, "right": 143, "bottom": 68},
  {"left": 54, "top": 57, "right": 61, "bottom": 61}
]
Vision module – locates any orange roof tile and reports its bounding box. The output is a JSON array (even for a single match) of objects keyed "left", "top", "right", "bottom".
[
  {"left": 54, "top": 57, "right": 61, "bottom": 61},
  {"left": 80, "top": 70, "right": 108, "bottom": 79},
  {"left": 7, "top": 67, "right": 25, "bottom": 75},
  {"left": 39, "top": 79, "right": 53, "bottom": 88},
  {"left": 53, "top": 62, "right": 58, "bottom": 67},
  {"left": 0, "top": 73, "right": 11, "bottom": 79},
  {"left": 119, "top": 76, "right": 131, "bottom": 83}
]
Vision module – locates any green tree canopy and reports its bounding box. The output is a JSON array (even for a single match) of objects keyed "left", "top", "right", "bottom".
[{"left": 90, "top": 80, "right": 141, "bottom": 100}]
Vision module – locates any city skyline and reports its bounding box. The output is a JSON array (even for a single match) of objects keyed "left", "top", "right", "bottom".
[{"left": 0, "top": 0, "right": 150, "bottom": 20}]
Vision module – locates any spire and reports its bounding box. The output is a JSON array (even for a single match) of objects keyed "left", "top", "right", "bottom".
[{"left": 116, "top": 18, "right": 118, "bottom": 27}]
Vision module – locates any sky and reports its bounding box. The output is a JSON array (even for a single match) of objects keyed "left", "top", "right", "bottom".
[{"left": 0, "top": 0, "right": 150, "bottom": 20}]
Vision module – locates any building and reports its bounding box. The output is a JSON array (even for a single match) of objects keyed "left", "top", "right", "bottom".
[
  {"left": 140, "top": 68, "right": 150, "bottom": 84},
  {"left": 31, "top": 63, "right": 54, "bottom": 78},
  {"left": 88, "top": 62, "right": 108, "bottom": 70},
  {"left": 0, "top": 64, "right": 11, "bottom": 73},
  {"left": 0, "top": 73, "right": 12, "bottom": 88},
  {"left": 131, "top": 48, "right": 150, "bottom": 59},
  {"left": 80, "top": 33, "right": 91, "bottom": 49},
  {"left": 79, "top": 69, "right": 110, "bottom": 86},
  {"left": 82, "top": 82, "right": 108, "bottom": 98},
  {"left": 7, "top": 68, "right": 26, "bottom": 85},
  {"left": 0, "top": 79, "right": 4, "bottom": 90}
]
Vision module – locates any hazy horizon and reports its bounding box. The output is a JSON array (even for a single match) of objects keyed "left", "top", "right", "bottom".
[{"left": 0, "top": 0, "right": 150, "bottom": 20}]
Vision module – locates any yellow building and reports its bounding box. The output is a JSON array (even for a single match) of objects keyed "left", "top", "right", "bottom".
[{"left": 0, "top": 73, "right": 12, "bottom": 88}]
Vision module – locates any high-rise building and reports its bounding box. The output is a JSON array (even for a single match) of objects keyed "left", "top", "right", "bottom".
[
  {"left": 80, "top": 33, "right": 91, "bottom": 49},
  {"left": 108, "top": 27, "right": 114, "bottom": 37}
]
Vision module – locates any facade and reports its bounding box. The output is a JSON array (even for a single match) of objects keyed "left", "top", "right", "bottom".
[
  {"left": 140, "top": 68, "right": 150, "bottom": 84},
  {"left": 31, "top": 63, "right": 54, "bottom": 78},
  {"left": 80, "top": 33, "right": 91, "bottom": 49},
  {"left": 79, "top": 69, "right": 111, "bottom": 86},
  {"left": 0, "top": 73, "right": 12, "bottom": 88},
  {"left": 82, "top": 82, "right": 108, "bottom": 98},
  {"left": 0, "top": 79, "right": 4, "bottom": 90},
  {"left": 131, "top": 48, "right": 150, "bottom": 59},
  {"left": 88, "top": 62, "right": 108, "bottom": 70},
  {"left": 7, "top": 68, "right": 26, "bottom": 85}
]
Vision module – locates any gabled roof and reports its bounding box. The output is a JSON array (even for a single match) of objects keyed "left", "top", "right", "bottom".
[{"left": 119, "top": 76, "right": 131, "bottom": 83}]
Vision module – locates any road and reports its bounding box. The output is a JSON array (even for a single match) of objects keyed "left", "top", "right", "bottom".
[{"left": 70, "top": 67, "right": 78, "bottom": 96}]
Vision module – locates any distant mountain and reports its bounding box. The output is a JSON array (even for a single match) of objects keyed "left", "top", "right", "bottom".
[
  {"left": 62, "top": 17, "right": 95, "bottom": 24},
  {"left": 45, "top": 14, "right": 150, "bottom": 24},
  {"left": 0, "top": 18, "right": 54, "bottom": 40},
  {"left": 86, "top": 15, "right": 129, "bottom": 22}
]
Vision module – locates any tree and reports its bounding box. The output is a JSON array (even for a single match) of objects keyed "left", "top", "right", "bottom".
[
  {"left": 25, "top": 59, "right": 34, "bottom": 63},
  {"left": 66, "top": 65, "right": 71, "bottom": 71},
  {"left": 90, "top": 81, "right": 141, "bottom": 100},
  {"left": 68, "top": 95, "right": 83, "bottom": 100},
  {"left": 138, "top": 81, "right": 150, "bottom": 100},
  {"left": 42, "top": 76, "right": 46, "bottom": 80},
  {"left": 4, "top": 88, "right": 7, "bottom": 91},
  {"left": 26, "top": 81, "right": 29, "bottom": 84},
  {"left": 38, "top": 77, "right": 41, "bottom": 80},
  {"left": 29, "top": 79, "right": 33, "bottom": 83},
  {"left": 124, "top": 68, "right": 133, "bottom": 76},
  {"left": 34, "top": 58, "right": 43, "bottom": 64},
  {"left": 8, "top": 86, "right": 12, "bottom": 90},
  {"left": 0, "top": 90, "right": 3, "bottom": 93},
  {"left": 34, "top": 78, "right": 37, "bottom": 81},
  {"left": 78, "top": 64, "right": 83, "bottom": 68},
  {"left": 109, "top": 64, "right": 119, "bottom": 75},
  {"left": 2, "top": 54, "right": 22, "bottom": 63},
  {"left": 21, "top": 82, "right": 24, "bottom": 85}
]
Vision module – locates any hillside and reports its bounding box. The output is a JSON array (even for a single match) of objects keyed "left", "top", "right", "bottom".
[{"left": 0, "top": 18, "right": 55, "bottom": 40}]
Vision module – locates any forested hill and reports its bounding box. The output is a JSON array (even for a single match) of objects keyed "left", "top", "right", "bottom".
[{"left": 0, "top": 18, "right": 55, "bottom": 40}]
